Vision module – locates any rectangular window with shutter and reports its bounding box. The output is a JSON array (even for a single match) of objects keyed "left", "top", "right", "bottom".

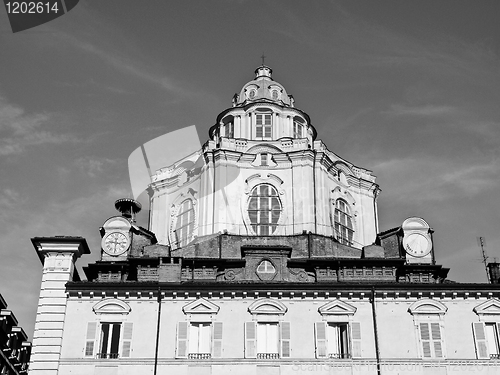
[
  {"left": 473, "top": 322, "right": 500, "bottom": 359},
  {"left": 418, "top": 322, "right": 445, "bottom": 359},
  {"left": 245, "top": 322, "right": 289, "bottom": 359},
  {"left": 85, "top": 322, "right": 133, "bottom": 359},
  {"left": 121, "top": 322, "right": 133, "bottom": 358},
  {"left": 176, "top": 321, "right": 223, "bottom": 359},
  {"left": 98, "top": 323, "right": 121, "bottom": 359},
  {"left": 314, "top": 322, "right": 360, "bottom": 359},
  {"left": 85, "top": 322, "right": 97, "bottom": 357}
]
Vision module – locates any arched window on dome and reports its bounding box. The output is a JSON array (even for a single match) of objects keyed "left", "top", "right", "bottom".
[
  {"left": 248, "top": 184, "right": 281, "bottom": 235},
  {"left": 334, "top": 199, "right": 354, "bottom": 246},
  {"left": 174, "top": 199, "right": 195, "bottom": 247},
  {"left": 255, "top": 109, "right": 273, "bottom": 140},
  {"left": 293, "top": 117, "right": 304, "bottom": 138}
]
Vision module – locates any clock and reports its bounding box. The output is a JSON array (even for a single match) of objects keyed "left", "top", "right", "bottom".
[
  {"left": 103, "top": 232, "right": 130, "bottom": 256},
  {"left": 403, "top": 232, "right": 431, "bottom": 257}
]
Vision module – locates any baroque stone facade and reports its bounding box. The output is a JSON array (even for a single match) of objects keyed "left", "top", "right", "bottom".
[{"left": 29, "top": 67, "right": 500, "bottom": 375}]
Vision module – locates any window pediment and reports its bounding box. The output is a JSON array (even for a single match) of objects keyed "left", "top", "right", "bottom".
[
  {"left": 318, "top": 300, "right": 356, "bottom": 316},
  {"left": 473, "top": 299, "right": 500, "bottom": 316},
  {"left": 93, "top": 298, "right": 131, "bottom": 315},
  {"left": 248, "top": 298, "right": 287, "bottom": 315},
  {"left": 182, "top": 298, "right": 220, "bottom": 315},
  {"left": 408, "top": 300, "right": 447, "bottom": 315}
]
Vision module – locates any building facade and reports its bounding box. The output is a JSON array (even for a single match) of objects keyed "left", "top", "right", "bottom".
[
  {"left": 29, "top": 67, "right": 500, "bottom": 374},
  {"left": 1, "top": 294, "right": 31, "bottom": 375}
]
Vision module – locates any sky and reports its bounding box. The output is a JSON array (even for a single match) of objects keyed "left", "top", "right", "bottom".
[{"left": 1, "top": 0, "right": 500, "bottom": 339}]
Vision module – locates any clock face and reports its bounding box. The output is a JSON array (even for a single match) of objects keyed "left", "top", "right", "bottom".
[
  {"left": 403, "top": 233, "right": 431, "bottom": 257},
  {"left": 103, "top": 232, "right": 129, "bottom": 256}
]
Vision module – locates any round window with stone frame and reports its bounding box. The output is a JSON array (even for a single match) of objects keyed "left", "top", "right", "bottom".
[
  {"left": 271, "top": 89, "right": 279, "bottom": 100},
  {"left": 248, "top": 89, "right": 257, "bottom": 100},
  {"left": 256, "top": 259, "right": 276, "bottom": 281}
]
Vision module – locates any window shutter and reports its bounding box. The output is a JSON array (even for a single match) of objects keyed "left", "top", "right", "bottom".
[
  {"left": 121, "top": 322, "right": 133, "bottom": 358},
  {"left": 350, "top": 322, "right": 362, "bottom": 358},
  {"left": 472, "top": 322, "right": 489, "bottom": 359},
  {"left": 85, "top": 322, "right": 97, "bottom": 357},
  {"left": 430, "top": 323, "right": 443, "bottom": 358},
  {"left": 314, "top": 322, "right": 327, "bottom": 358},
  {"left": 280, "top": 322, "right": 291, "bottom": 358},
  {"left": 176, "top": 322, "right": 189, "bottom": 358},
  {"left": 245, "top": 321, "right": 257, "bottom": 358},
  {"left": 419, "top": 323, "right": 432, "bottom": 358},
  {"left": 212, "top": 322, "right": 223, "bottom": 358}
]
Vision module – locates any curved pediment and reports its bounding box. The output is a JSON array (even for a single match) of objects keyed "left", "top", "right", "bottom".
[
  {"left": 408, "top": 299, "right": 447, "bottom": 315},
  {"left": 473, "top": 299, "right": 500, "bottom": 316},
  {"left": 93, "top": 298, "right": 131, "bottom": 315},
  {"left": 248, "top": 298, "right": 287, "bottom": 315},
  {"left": 247, "top": 144, "right": 283, "bottom": 154},
  {"left": 318, "top": 300, "right": 356, "bottom": 316},
  {"left": 182, "top": 298, "right": 220, "bottom": 315}
]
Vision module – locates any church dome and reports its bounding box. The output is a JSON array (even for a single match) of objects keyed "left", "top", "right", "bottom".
[{"left": 235, "top": 65, "right": 293, "bottom": 107}]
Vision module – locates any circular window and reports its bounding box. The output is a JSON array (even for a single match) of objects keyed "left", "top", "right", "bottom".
[
  {"left": 272, "top": 90, "right": 279, "bottom": 100},
  {"left": 256, "top": 259, "right": 276, "bottom": 281},
  {"left": 249, "top": 89, "right": 256, "bottom": 99},
  {"left": 248, "top": 184, "right": 281, "bottom": 235},
  {"left": 257, "top": 260, "right": 276, "bottom": 274}
]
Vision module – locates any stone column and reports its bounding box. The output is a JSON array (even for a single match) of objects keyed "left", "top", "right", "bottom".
[{"left": 29, "top": 237, "right": 90, "bottom": 375}]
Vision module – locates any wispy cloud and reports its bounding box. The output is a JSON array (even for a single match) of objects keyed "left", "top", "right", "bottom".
[
  {"left": 385, "top": 104, "right": 457, "bottom": 117},
  {"left": 75, "top": 156, "right": 118, "bottom": 177},
  {"left": 0, "top": 95, "right": 78, "bottom": 155},
  {"left": 373, "top": 157, "right": 500, "bottom": 202}
]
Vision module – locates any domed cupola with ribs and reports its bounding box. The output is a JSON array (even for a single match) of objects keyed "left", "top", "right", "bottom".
[{"left": 237, "top": 65, "right": 292, "bottom": 106}]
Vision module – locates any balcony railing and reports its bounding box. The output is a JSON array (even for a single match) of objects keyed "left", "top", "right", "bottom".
[
  {"left": 188, "top": 353, "right": 211, "bottom": 359},
  {"left": 490, "top": 354, "right": 500, "bottom": 359},
  {"left": 95, "top": 353, "right": 119, "bottom": 359},
  {"left": 328, "top": 353, "right": 351, "bottom": 359},
  {"left": 257, "top": 353, "right": 279, "bottom": 359}
]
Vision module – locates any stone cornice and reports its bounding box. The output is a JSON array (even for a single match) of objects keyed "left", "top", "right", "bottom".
[{"left": 66, "top": 281, "right": 500, "bottom": 302}]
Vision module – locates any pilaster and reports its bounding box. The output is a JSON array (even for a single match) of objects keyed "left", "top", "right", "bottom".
[{"left": 29, "top": 237, "right": 90, "bottom": 375}]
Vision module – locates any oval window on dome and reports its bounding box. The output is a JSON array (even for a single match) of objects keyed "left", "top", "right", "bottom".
[
  {"left": 248, "top": 184, "right": 281, "bottom": 235},
  {"left": 272, "top": 90, "right": 279, "bottom": 100},
  {"left": 249, "top": 89, "right": 256, "bottom": 99}
]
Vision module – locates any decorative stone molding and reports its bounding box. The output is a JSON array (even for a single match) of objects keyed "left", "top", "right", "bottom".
[
  {"left": 473, "top": 298, "right": 500, "bottom": 321},
  {"left": 318, "top": 300, "right": 357, "bottom": 316},
  {"left": 182, "top": 298, "right": 220, "bottom": 315},
  {"left": 408, "top": 299, "right": 447, "bottom": 316},
  {"left": 248, "top": 298, "right": 287, "bottom": 316},
  {"left": 93, "top": 298, "right": 131, "bottom": 315}
]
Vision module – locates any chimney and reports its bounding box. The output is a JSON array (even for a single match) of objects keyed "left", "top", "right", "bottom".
[
  {"left": 487, "top": 262, "right": 500, "bottom": 284},
  {"left": 115, "top": 198, "right": 142, "bottom": 222}
]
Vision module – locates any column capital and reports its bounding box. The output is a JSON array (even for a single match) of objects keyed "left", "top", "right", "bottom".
[{"left": 31, "top": 236, "right": 91, "bottom": 264}]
